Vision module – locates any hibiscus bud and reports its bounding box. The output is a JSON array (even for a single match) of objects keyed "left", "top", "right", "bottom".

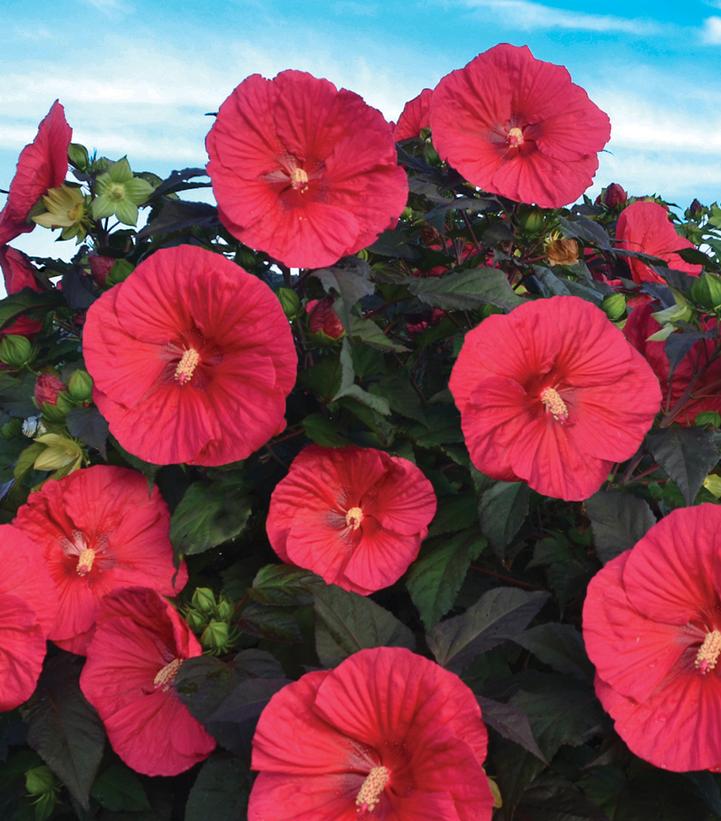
[
  {"left": 33, "top": 433, "right": 83, "bottom": 473},
  {"left": 691, "top": 273, "right": 721, "bottom": 312},
  {"left": 600, "top": 183, "right": 627, "bottom": 208},
  {"left": 704, "top": 473, "right": 721, "bottom": 498},
  {"left": 185, "top": 609, "right": 207, "bottom": 632},
  {"left": 67, "top": 369, "right": 93, "bottom": 402},
  {"left": 67, "top": 143, "right": 89, "bottom": 171},
  {"left": 34, "top": 372, "right": 65, "bottom": 408},
  {"left": 306, "top": 298, "right": 345, "bottom": 340},
  {"left": 696, "top": 411, "right": 721, "bottom": 428},
  {"left": 201, "top": 620, "right": 230, "bottom": 653},
  {"left": 191, "top": 587, "right": 216, "bottom": 614},
  {"left": 689, "top": 198, "right": 704, "bottom": 219},
  {"left": 0, "top": 334, "right": 33, "bottom": 367},
  {"left": 601, "top": 293, "right": 627, "bottom": 321},
  {"left": 88, "top": 254, "right": 115, "bottom": 287},
  {"left": 517, "top": 206, "right": 545, "bottom": 234},
  {"left": 216, "top": 597, "right": 234, "bottom": 621},
  {"left": 545, "top": 235, "right": 579, "bottom": 266},
  {"left": 278, "top": 287, "right": 301, "bottom": 319},
  {"left": 25, "top": 765, "right": 56, "bottom": 797}
]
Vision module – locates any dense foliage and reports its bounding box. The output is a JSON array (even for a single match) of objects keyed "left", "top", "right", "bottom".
[{"left": 2, "top": 43, "right": 721, "bottom": 820}]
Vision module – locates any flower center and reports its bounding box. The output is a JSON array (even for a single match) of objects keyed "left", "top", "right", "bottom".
[
  {"left": 174, "top": 348, "right": 200, "bottom": 385},
  {"left": 76, "top": 547, "right": 96, "bottom": 576},
  {"left": 345, "top": 506, "right": 364, "bottom": 530},
  {"left": 355, "top": 766, "right": 390, "bottom": 814},
  {"left": 695, "top": 630, "right": 721, "bottom": 675},
  {"left": 108, "top": 182, "right": 126, "bottom": 201},
  {"left": 153, "top": 658, "right": 183, "bottom": 691},
  {"left": 540, "top": 387, "right": 569, "bottom": 423},
  {"left": 290, "top": 166, "right": 309, "bottom": 191},
  {"left": 507, "top": 126, "right": 524, "bottom": 148}
]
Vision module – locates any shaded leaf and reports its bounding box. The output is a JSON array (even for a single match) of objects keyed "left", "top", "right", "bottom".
[
  {"left": 185, "top": 755, "right": 250, "bottom": 821},
  {"left": 314, "top": 584, "right": 415, "bottom": 667},
  {"left": 586, "top": 490, "right": 656, "bottom": 563},
  {"left": 139, "top": 199, "right": 218, "bottom": 238},
  {"left": 23, "top": 653, "right": 104, "bottom": 810},
  {"left": 91, "top": 764, "right": 150, "bottom": 812},
  {"left": 408, "top": 267, "right": 523, "bottom": 311},
  {"left": 514, "top": 623, "right": 593, "bottom": 681},
  {"left": 647, "top": 427, "right": 720, "bottom": 504},
  {"left": 170, "top": 481, "right": 252, "bottom": 556},
  {"left": 477, "top": 695, "right": 546, "bottom": 762},
  {"left": 249, "top": 565, "right": 322, "bottom": 607},
  {"left": 0, "top": 371, "right": 36, "bottom": 417},
  {"left": 427, "top": 587, "right": 549, "bottom": 671},
  {"left": 479, "top": 481, "right": 530, "bottom": 557},
  {"left": 66, "top": 407, "right": 109, "bottom": 458},
  {"left": 0, "top": 288, "right": 59, "bottom": 330},
  {"left": 349, "top": 316, "right": 409, "bottom": 352}
]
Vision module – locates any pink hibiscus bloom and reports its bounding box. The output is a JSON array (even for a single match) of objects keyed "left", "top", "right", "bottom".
[
  {"left": 0, "top": 101, "right": 71, "bottom": 245},
  {"left": 80, "top": 587, "right": 216, "bottom": 776},
  {"left": 266, "top": 445, "right": 437, "bottom": 594},
  {"left": 249, "top": 647, "right": 493, "bottom": 819},
  {"left": 206, "top": 70, "right": 408, "bottom": 268},
  {"left": 616, "top": 201, "right": 702, "bottom": 283},
  {"left": 430, "top": 44, "right": 611, "bottom": 208},
  {"left": 393, "top": 88, "right": 433, "bottom": 141},
  {"left": 14, "top": 465, "right": 187, "bottom": 654}
]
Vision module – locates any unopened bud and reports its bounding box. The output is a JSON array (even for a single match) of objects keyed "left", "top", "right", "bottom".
[
  {"left": 704, "top": 474, "right": 721, "bottom": 498},
  {"left": 600, "top": 183, "right": 627, "bottom": 209},
  {"left": 216, "top": 598, "right": 234, "bottom": 621},
  {"left": 691, "top": 273, "right": 721, "bottom": 312},
  {"left": 191, "top": 587, "right": 216, "bottom": 614},
  {"left": 696, "top": 411, "right": 721, "bottom": 428},
  {"left": 306, "top": 298, "right": 345, "bottom": 340},
  {"left": 517, "top": 206, "right": 545, "bottom": 234},
  {"left": 25, "top": 765, "right": 55, "bottom": 797},
  {"left": 67, "top": 143, "right": 89, "bottom": 172},
  {"left": 278, "top": 287, "right": 301, "bottom": 319},
  {"left": 34, "top": 372, "right": 64, "bottom": 408},
  {"left": 601, "top": 293, "right": 627, "bottom": 321},
  {"left": 0, "top": 334, "right": 33, "bottom": 367},
  {"left": 67, "top": 369, "right": 93, "bottom": 402},
  {"left": 201, "top": 620, "right": 230, "bottom": 653}
]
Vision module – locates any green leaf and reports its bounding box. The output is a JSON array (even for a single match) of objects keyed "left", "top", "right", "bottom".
[
  {"left": 0, "top": 371, "right": 36, "bottom": 417},
  {"left": 514, "top": 623, "right": 594, "bottom": 681},
  {"left": 477, "top": 696, "right": 546, "bottom": 763},
  {"left": 349, "top": 317, "right": 409, "bottom": 352},
  {"left": 0, "top": 288, "right": 59, "bottom": 330},
  {"left": 313, "top": 584, "right": 415, "bottom": 667},
  {"left": 185, "top": 755, "right": 250, "bottom": 821},
  {"left": 170, "top": 481, "right": 252, "bottom": 556},
  {"left": 427, "top": 586, "right": 549, "bottom": 671},
  {"left": 90, "top": 764, "right": 150, "bottom": 812},
  {"left": 313, "top": 260, "right": 374, "bottom": 329},
  {"left": 647, "top": 428, "right": 721, "bottom": 504},
  {"left": 478, "top": 481, "right": 530, "bottom": 557},
  {"left": 586, "top": 490, "right": 656, "bottom": 563},
  {"left": 249, "top": 565, "right": 322, "bottom": 606},
  {"left": 302, "top": 412, "right": 350, "bottom": 447},
  {"left": 406, "top": 531, "right": 486, "bottom": 629},
  {"left": 408, "top": 267, "right": 523, "bottom": 311},
  {"left": 23, "top": 653, "right": 104, "bottom": 810},
  {"left": 333, "top": 339, "right": 390, "bottom": 415}
]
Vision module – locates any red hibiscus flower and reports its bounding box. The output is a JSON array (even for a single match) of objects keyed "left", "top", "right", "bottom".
[
  {"left": 14, "top": 465, "right": 187, "bottom": 654},
  {"left": 449, "top": 296, "right": 661, "bottom": 501},
  {"left": 266, "top": 445, "right": 436, "bottom": 595},
  {"left": 206, "top": 70, "right": 408, "bottom": 269},
  {"left": 583, "top": 504, "right": 721, "bottom": 772},
  {"left": 305, "top": 298, "right": 345, "bottom": 340},
  {"left": 0, "top": 525, "right": 58, "bottom": 710},
  {"left": 249, "top": 647, "right": 493, "bottom": 820},
  {"left": 393, "top": 88, "right": 433, "bottom": 141},
  {"left": 0, "top": 246, "right": 43, "bottom": 336},
  {"left": 616, "top": 201, "right": 702, "bottom": 284},
  {"left": 80, "top": 587, "right": 215, "bottom": 776},
  {"left": 83, "top": 244, "right": 297, "bottom": 466},
  {"left": 624, "top": 299, "right": 721, "bottom": 425},
  {"left": 430, "top": 44, "right": 611, "bottom": 208},
  {"left": 0, "top": 100, "right": 72, "bottom": 245}
]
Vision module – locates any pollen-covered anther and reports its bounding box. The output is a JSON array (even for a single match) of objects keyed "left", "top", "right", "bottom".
[
  {"left": 507, "top": 126, "right": 524, "bottom": 148},
  {"left": 174, "top": 348, "right": 200, "bottom": 385},
  {"left": 540, "top": 387, "right": 569, "bottom": 422},
  {"left": 76, "top": 547, "right": 96, "bottom": 576},
  {"left": 153, "top": 658, "right": 183, "bottom": 691},
  {"left": 355, "top": 766, "right": 390, "bottom": 813},
  {"left": 290, "top": 166, "right": 309, "bottom": 191},
  {"left": 345, "top": 506, "right": 364, "bottom": 530},
  {"left": 695, "top": 630, "right": 721, "bottom": 675}
]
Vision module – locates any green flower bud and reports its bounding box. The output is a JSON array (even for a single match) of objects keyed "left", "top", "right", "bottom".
[
  {"left": 191, "top": 587, "right": 216, "bottom": 614},
  {"left": 67, "top": 369, "right": 93, "bottom": 402},
  {"left": 185, "top": 609, "right": 207, "bottom": 632},
  {"left": 67, "top": 143, "right": 89, "bottom": 171},
  {"left": 33, "top": 434, "right": 83, "bottom": 473},
  {"left": 601, "top": 293, "right": 627, "bottom": 321},
  {"left": 278, "top": 287, "right": 301, "bottom": 319},
  {"left": 517, "top": 205, "right": 545, "bottom": 234},
  {"left": 25, "top": 765, "right": 55, "bottom": 797},
  {"left": 695, "top": 411, "right": 721, "bottom": 428},
  {"left": 201, "top": 620, "right": 230, "bottom": 653},
  {"left": 216, "top": 598, "right": 234, "bottom": 621},
  {"left": 691, "top": 273, "right": 721, "bottom": 312},
  {"left": 0, "top": 334, "right": 33, "bottom": 367},
  {"left": 704, "top": 474, "right": 721, "bottom": 498}
]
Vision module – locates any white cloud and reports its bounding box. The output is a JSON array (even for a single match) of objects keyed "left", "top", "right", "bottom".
[
  {"left": 701, "top": 16, "right": 721, "bottom": 44},
  {"left": 81, "top": 0, "right": 133, "bottom": 15},
  {"left": 459, "top": 0, "right": 666, "bottom": 35}
]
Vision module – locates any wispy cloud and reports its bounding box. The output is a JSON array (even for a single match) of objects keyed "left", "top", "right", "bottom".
[
  {"left": 701, "top": 16, "right": 721, "bottom": 43},
  {"left": 81, "top": 0, "right": 133, "bottom": 16},
  {"left": 459, "top": 0, "right": 667, "bottom": 35}
]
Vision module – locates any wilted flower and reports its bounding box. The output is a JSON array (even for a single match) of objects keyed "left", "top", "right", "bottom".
[
  {"left": 34, "top": 372, "right": 65, "bottom": 407},
  {"left": 545, "top": 233, "right": 579, "bottom": 266},
  {"left": 32, "top": 184, "right": 88, "bottom": 240},
  {"left": 305, "top": 298, "right": 345, "bottom": 340}
]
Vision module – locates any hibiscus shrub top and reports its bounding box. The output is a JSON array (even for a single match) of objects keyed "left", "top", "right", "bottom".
[{"left": 0, "top": 41, "right": 721, "bottom": 821}]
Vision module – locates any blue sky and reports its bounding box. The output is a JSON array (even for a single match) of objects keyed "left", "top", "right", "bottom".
[{"left": 2, "top": 0, "right": 721, "bottom": 261}]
